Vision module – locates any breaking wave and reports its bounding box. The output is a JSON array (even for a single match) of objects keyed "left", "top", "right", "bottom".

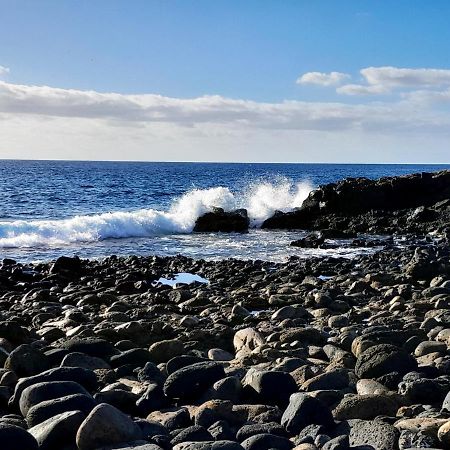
[{"left": 0, "top": 180, "right": 312, "bottom": 248}]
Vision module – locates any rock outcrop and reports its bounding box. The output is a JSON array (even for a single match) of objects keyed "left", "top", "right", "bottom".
[
  {"left": 194, "top": 208, "right": 250, "bottom": 232},
  {"left": 263, "top": 170, "right": 450, "bottom": 235}
]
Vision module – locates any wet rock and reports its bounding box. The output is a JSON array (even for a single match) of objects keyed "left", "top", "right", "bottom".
[
  {"left": 194, "top": 208, "right": 249, "bottom": 233},
  {"left": 50, "top": 255, "right": 82, "bottom": 274}
]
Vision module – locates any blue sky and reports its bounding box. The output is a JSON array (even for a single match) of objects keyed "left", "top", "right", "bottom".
[{"left": 1, "top": 1, "right": 450, "bottom": 162}]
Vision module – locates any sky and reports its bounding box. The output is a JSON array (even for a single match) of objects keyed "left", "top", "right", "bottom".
[{"left": 1, "top": 0, "right": 450, "bottom": 163}]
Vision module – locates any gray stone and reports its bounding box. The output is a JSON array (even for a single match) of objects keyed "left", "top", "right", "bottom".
[
  {"left": 61, "top": 351, "right": 111, "bottom": 370},
  {"left": 28, "top": 410, "right": 86, "bottom": 450},
  {"left": 241, "top": 433, "right": 294, "bottom": 450},
  {"left": 9, "top": 367, "right": 97, "bottom": 411},
  {"left": 76, "top": 403, "right": 143, "bottom": 450},
  {"left": 281, "top": 393, "right": 334, "bottom": 434},
  {"left": 164, "top": 362, "right": 226, "bottom": 400},
  {"left": 335, "top": 419, "right": 399, "bottom": 450},
  {"left": 333, "top": 394, "right": 399, "bottom": 420},
  {"left": 19, "top": 380, "right": 90, "bottom": 416},
  {"left": 26, "top": 393, "right": 96, "bottom": 427},
  {"left": 355, "top": 344, "right": 417, "bottom": 379}
]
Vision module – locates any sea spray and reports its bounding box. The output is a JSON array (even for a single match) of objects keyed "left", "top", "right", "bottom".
[
  {"left": 0, "top": 180, "right": 313, "bottom": 248},
  {"left": 245, "top": 180, "right": 313, "bottom": 225}
]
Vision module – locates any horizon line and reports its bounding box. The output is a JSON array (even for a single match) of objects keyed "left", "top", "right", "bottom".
[{"left": 0, "top": 158, "right": 449, "bottom": 166}]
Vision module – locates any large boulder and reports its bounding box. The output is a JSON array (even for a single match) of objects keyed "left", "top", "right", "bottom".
[
  {"left": 335, "top": 419, "right": 399, "bottom": 450},
  {"left": 164, "top": 362, "right": 226, "bottom": 401},
  {"left": 281, "top": 393, "right": 334, "bottom": 434},
  {"left": 76, "top": 403, "right": 143, "bottom": 450},
  {"left": 50, "top": 255, "right": 82, "bottom": 275},
  {"left": 28, "top": 410, "right": 86, "bottom": 450},
  {"left": 355, "top": 344, "right": 417, "bottom": 379},
  {"left": 194, "top": 208, "right": 249, "bottom": 233}
]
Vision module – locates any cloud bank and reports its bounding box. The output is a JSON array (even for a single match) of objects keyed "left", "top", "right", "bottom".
[
  {"left": 1, "top": 66, "right": 450, "bottom": 162},
  {"left": 336, "top": 66, "right": 450, "bottom": 95}
]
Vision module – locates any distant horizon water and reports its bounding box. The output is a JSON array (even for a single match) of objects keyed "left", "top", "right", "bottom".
[
  {"left": 2, "top": 159, "right": 450, "bottom": 165},
  {"left": 0, "top": 160, "right": 449, "bottom": 263}
]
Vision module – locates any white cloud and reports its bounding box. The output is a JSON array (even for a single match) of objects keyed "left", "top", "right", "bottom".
[
  {"left": 0, "top": 81, "right": 370, "bottom": 130},
  {"left": 362, "top": 66, "right": 450, "bottom": 88},
  {"left": 296, "top": 71, "right": 350, "bottom": 87},
  {"left": 0, "top": 65, "right": 10, "bottom": 77},
  {"left": 339, "top": 66, "right": 450, "bottom": 96},
  {"left": 1, "top": 78, "right": 450, "bottom": 162},
  {"left": 336, "top": 83, "right": 389, "bottom": 96}
]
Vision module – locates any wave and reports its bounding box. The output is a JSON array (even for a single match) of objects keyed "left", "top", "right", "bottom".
[{"left": 0, "top": 180, "right": 312, "bottom": 248}]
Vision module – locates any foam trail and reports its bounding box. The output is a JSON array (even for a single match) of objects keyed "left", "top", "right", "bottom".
[{"left": 0, "top": 181, "right": 313, "bottom": 248}]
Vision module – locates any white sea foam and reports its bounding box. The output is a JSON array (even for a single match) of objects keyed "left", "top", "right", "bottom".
[{"left": 0, "top": 181, "right": 313, "bottom": 248}]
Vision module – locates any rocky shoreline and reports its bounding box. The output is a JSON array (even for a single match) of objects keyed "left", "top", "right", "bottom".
[
  {"left": 0, "top": 169, "right": 449, "bottom": 450},
  {"left": 0, "top": 232, "right": 448, "bottom": 449},
  {"left": 194, "top": 170, "right": 450, "bottom": 237}
]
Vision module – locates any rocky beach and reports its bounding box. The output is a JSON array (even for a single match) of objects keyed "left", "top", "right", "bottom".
[{"left": 0, "top": 170, "right": 449, "bottom": 450}]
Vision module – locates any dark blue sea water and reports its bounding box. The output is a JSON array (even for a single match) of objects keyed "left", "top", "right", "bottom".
[{"left": 0, "top": 161, "right": 448, "bottom": 262}]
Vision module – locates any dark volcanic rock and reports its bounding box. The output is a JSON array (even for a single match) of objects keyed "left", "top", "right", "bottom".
[
  {"left": 28, "top": 410, "right": 86, "bottom": 450},
  {"left": 164, "top": 362, "right": 226, "bottom": 400},
  {"left": 1, "top": 221, "right": 450, "bottom": 450},
  {"left": 335, "top": 419, "right": 399, "bottom": 450},
  {"left": 0, "top": 423, "right": 39, "bottom": 450},
  {"left": 194, "top": 208, "right": 250, "bottom": 232},
  {"left": 262, "top": 170, "right": 450, "bottom": 235},
  {"left": 50, "top": 255, "right": 82, "bottom": 274},
  {"left": 281, "top": 393, "right": 334, "bottom": 434},
  {"left": 355, "top": 344, "right": 418, "bottom": 379}
]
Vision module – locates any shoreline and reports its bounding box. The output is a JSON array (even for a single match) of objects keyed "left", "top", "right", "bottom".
[
  {"left": 0, "top": 168, "right": 449, "bottom": 449},
  {"left": 0, "top": 234, "right": 449, "bottom": 449}
]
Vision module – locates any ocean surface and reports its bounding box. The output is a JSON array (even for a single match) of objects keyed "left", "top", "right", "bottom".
[{"left": 0, "top": 160, "right": 448, "bottom": 263}]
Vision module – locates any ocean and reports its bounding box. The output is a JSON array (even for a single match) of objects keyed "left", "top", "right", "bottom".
[{"left": 1, "top": 160, "right": 449, "bottom": 262}]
